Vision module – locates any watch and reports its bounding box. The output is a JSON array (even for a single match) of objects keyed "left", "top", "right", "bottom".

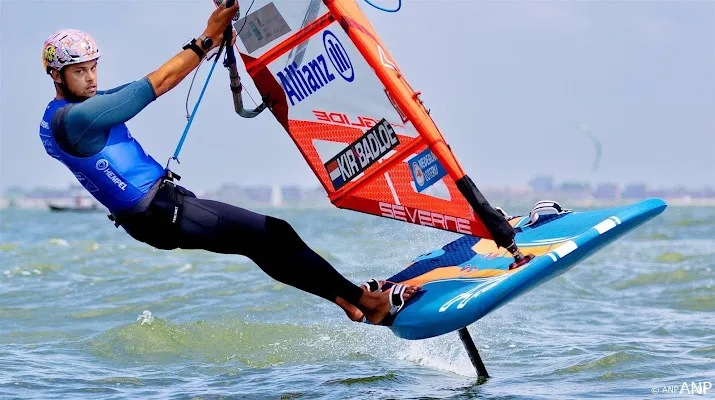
[
  {"left": 198, "top": 35, "right": 213, "bottom": 51},
  {"left": 182, "top": 38, "right": 205, "bottom": 60}
]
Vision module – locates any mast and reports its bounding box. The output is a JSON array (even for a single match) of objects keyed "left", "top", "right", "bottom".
[{"left": 323, "top": 0, "right": 531, "bottom": 265}]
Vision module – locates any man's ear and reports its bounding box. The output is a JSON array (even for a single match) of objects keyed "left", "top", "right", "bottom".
[{"left": 50, "top": 69, "right": 63, "bottom": 85}]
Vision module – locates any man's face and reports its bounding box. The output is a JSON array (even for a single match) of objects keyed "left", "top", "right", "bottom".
[{"left": 54, "top": 60, "right": 98, "bottom": 98}]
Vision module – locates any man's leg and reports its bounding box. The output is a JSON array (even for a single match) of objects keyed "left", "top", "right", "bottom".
[
  {"left": 175, "top": 197, "right": 361, "bottom": 305},
  {"left": 172, "top": 195, "right": 419, "bottom": 323}
]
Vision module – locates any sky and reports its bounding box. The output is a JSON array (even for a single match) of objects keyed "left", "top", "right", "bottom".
[{"left": 1, "top": 0, "right": 714, "bottom": 193}]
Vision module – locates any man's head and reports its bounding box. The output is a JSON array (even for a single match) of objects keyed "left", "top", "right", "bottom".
[{"left": 42, "top": 29, "right": 101, "bottom": 101}]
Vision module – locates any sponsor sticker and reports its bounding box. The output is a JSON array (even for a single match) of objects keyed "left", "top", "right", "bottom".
[
  {"left": 324, "top": 119, "right": 399, "bottom": 190},
  {"left": 407, "top": 148, "right": 447, "bottom": 192}
]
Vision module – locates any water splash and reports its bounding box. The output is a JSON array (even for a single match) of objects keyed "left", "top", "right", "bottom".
[
  {"left": 137, "top": 310, "right": 154, "bottom": 326},
  {"left": 49, "top": 238, "right": 69, "bottom": 246}
]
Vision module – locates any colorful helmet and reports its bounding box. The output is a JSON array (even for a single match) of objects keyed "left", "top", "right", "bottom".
[{"left": 42, "top": 29, "right": 101, "bottom": 73}]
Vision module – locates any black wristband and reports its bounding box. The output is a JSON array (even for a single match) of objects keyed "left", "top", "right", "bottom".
[{"left": 182, "top": 40, "right": 205, "bottom": 60}]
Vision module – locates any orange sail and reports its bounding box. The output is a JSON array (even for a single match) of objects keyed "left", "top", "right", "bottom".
[{"left": 232, "top": 0, "right": 512, "bottom": 242}]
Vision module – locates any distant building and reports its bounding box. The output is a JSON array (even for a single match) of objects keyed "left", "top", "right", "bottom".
[
  {"left": 25, "top": 188, "right": 71, "bottom": 199},
  {"left": 559, "top": 181, "right": 591, "bottom": 192},
  {"left": 281, "top": 185, "right": 303, "bottom": 203},
  {"left": 622, "top": 183, "right": 647, "bottom": 199},
  {"left": 647, "top": 188, "right": 674, "bottom": 199},
  {"left": 556, "top": 181, "right": 592, "bottom": 200},
  {"left": 528, "top": 175, "right": 554, "bottom": 192},
  {"left": 593, "top": 183, "right": 621, "bottom": 200},
  {"left": 212, "top": 183, "right": 245, "bottom": 203},
  {"left": 4, "top": 186, "right": 27, "bottom": 196},
  {"left": 672, "top": 186, "right": 689, "bottom": 198},
  {"left": 244, "top": 186, "right": 272, "bottom": 203},
  {"left": 302, "top": 186, "right": 329, "bottom": 203}
]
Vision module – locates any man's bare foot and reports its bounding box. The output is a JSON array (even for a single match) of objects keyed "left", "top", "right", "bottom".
[
  {"left": 336, "top": 280, "right": 387, "bottom": 322},
  {"left": 336, "top": 296, "right": 364, "bottom": 322},
  {"left": 358, "top": 284, "right": 421, "bottom": 325}
]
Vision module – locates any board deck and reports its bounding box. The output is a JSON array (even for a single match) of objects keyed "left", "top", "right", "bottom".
[{"left": 380, "top": 198, "right": 667, "bottom": 340}]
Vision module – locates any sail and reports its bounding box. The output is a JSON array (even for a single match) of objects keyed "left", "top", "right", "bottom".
[{"left": 232, "top": 0, "right": 498, "bottom": 239}]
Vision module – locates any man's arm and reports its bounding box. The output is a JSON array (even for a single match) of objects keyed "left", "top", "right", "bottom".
[
  {"left": 63, "top": 39, "right": 210, "bottom": 143},
  {"left": 62, "top": 38, "right": 209, "bottom": 147},
  {"left": 53, "top": 2, "right": 239, "bottom": 155},
  {"left": 97, "top": 81, "right": 134, "bottom": 95},
  {"left": 146, "top": 46, "right": 204, "bottom": 97},
  {"left": 55, "top": 78, "right": 157, "bottom": 155},
  {"left": 147, "top": 2, "right": 239, "bottom": 97}
]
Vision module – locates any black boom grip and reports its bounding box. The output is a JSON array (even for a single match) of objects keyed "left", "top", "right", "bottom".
[{"left": 222, "top": 0, "right": 236, "bottom": 43}]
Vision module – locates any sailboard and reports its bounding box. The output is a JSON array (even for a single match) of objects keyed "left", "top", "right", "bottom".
[
  {"left": 218, "top": 0, "right": 668, "bottom": 377},
  {"left": 381, "top": 198, "right": 667, "bottom": 340}
]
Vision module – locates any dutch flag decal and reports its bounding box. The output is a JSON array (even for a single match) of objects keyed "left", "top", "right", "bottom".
[{"left": 326, "top": 160, "right": 344, "bottom": 189}]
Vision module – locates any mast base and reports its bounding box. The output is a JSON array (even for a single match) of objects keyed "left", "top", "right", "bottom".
[
  {"left": 509, "top": 253, "right": 535, "bottom": 270},
  {"left": 505, "top": 242, "right": 534, "bottom": 269}
]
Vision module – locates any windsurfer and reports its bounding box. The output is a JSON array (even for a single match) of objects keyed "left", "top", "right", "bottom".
[{"left": 37, "top": 3, "right": 420, "bottom": 324}]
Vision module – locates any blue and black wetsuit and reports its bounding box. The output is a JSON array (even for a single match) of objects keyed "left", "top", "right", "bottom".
[{"left": 39, "top": 78, "right": 364, "bottom": 306}]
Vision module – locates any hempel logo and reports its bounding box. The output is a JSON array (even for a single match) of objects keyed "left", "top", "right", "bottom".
[
  {"left": 95, "top": 159, "right": 109, "bottom": 170},
  {"left": 95, "top": 158, "right": 127, "bottom": 191}
]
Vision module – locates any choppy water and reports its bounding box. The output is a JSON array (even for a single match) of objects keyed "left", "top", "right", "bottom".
[{"left": 1, "top": 204, "right": 713, "bottom": 399}]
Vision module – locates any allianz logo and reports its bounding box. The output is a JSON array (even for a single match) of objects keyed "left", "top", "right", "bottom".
[{"left": 277, "top": 30, "right": 354, "bottom": 106}]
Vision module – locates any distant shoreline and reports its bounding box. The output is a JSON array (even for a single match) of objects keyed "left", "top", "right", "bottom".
[{"left": 1, "top": 196, "right": 714, "bottom": 211}]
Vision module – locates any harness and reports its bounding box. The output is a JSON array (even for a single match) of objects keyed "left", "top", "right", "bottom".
[{"left": 106, "top": 171, "right": 183, "bottom": 228}]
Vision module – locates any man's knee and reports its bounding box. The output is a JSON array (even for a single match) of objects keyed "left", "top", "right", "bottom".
[{"left": 265, "top": 216, "right": 306, "bottom": 252}]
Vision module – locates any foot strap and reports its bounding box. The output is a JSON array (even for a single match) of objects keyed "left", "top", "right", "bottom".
[
  {"left": 361, "top": 278, "right": 383, "bottom": 293},
  {"left": 526, "top": 200, "right": 572, "bottom": 226},
  {"left": 375, "top": 284, "right": 409, "bottom": 326},
  {"left": 388, "top": 284, "right": 407, "bottom": 315}
]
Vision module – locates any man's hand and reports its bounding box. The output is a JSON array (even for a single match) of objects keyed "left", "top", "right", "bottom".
[
  {"left": 202, "top": 1, "right": 239, "bottom": 49},
  {"left": 146, "top": 1, "right": 239, "bottom": 98}
]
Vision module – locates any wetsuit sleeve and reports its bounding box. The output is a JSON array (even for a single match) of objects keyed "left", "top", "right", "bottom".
[
  {"left": 96, "top": 81, "right": 134, "bottom": 95},
  {"left": 60, "top": 77, "right": 158, "bottom": 155}
]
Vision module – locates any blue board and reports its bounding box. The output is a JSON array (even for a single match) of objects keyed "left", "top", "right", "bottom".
[{"left": 381, "top": 198, "right": 667, "bottom": 340}]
